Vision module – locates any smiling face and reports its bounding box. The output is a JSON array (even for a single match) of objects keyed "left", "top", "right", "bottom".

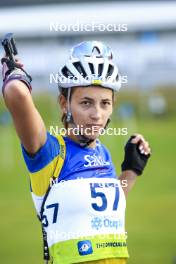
[{"left": 59, "top": 86, "right": 114, "bottom": 142}]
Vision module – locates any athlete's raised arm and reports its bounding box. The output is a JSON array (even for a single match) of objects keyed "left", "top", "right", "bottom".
[{"left": 2, "top": 60, "right": 46, "bottom": 155}]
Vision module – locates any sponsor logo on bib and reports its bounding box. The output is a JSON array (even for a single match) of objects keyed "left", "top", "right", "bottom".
[
  {"left": 91, "top": 216, "right": 123, "bottom": 230},
  {"left": 77, "top": 240, "right": 93, "bottom": 255}
]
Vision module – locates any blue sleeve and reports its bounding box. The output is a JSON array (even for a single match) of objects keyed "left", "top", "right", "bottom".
[{"left": 21, "top": 132, "right": 60, "bottom": 173}]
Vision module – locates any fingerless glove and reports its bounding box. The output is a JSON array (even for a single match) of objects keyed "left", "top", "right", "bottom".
[
  {"left": 121, "top": 136, "right": 151, "bottom": 176},
  {"left": 1, "top": 57, "right": 32, "bottom": 95}
]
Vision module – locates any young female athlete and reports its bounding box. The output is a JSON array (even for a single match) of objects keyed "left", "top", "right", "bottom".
[{"left": 1, "top": 40, "right": 151, "bottom": 264}]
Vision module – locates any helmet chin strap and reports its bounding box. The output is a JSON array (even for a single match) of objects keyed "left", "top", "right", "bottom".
[
  {"left": 65, "top": 88, "right": 111, "bottom": 148},
  {"left": 66, "top": 111, "right": 95, "bottom": 147}
]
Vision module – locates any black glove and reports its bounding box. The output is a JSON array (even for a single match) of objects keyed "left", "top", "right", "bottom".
[
  {"left": 121, "top": 135, "right": 151, "bottom": 176},
  {"left": 1, "top": 57, "right": 32, "bottom": 95}
]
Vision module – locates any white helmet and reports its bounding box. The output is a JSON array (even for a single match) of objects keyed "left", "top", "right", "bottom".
[{"left": 58, "top": 40, "right": 121, "bottom": 91}]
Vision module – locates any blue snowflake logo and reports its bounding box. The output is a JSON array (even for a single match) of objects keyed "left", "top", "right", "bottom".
[{"left": 91, "top": 217, "right": 102, "bottom": 230}]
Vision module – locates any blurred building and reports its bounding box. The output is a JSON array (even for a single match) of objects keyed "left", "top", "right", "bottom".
[{"left": 0, "top": 0, "right": 176, "bottom": 92}]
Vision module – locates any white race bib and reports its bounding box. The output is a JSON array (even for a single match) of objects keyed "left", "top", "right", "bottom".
[{"left": 41, "top": 178, "right": 126, "bottom": 248}]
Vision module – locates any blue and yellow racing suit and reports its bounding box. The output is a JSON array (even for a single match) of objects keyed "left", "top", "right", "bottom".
[{"left": 22, "top": 132, "right": 129, "bottom": 264}]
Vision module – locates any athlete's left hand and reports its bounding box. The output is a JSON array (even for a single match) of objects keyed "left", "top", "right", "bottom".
[{"left": 121, "top": 134, "right": 151, "bottom": 176}]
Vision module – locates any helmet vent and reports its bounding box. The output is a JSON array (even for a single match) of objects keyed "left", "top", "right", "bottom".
[
  {"left": 73, "top": 62, "right": 87, "bottom": 78},
  {"left": 98, "top": 63, "right": 103, "bottom": 77},
  {"left": 62, "top": 66, "right": 75, "bottom": 78},
  {"left": 106, "top": 64, "right": 114, "bottom": 78},
  {"left": 88, "top": 63, "right": 94, "bottom": 74},
  {"left": 92, "top": 47, "right": 101, "bottom": 57}
]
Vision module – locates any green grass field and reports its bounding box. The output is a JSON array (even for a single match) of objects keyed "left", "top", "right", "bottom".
[{"left": 0, "top": 94, "right": 175, "bottom": 264}]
